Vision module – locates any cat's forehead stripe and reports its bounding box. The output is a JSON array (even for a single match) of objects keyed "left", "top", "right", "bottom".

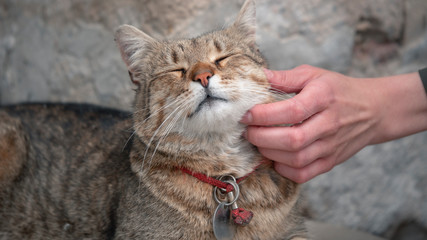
[
  {"left": 166, "top": 37, "right": 223, "bottom": 65},
  {"left": 191, "top": 38, "right": 198, "bottom": 47},
  {"left": 171, "top": 50, "right": 179, "bottom": 64},
  {"left": 213, "top": 40, "right": 222, "bottom": 52},
  {"left": 178, "top": 43, "right": 185, "bottom": 52}
]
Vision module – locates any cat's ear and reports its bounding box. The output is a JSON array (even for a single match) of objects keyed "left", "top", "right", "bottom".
[
  {"left": 115, "top": 24, "right": 156, "bottom": 84},
  {"left": 233, "top": 0, "right": 257, "bottom": 45}
]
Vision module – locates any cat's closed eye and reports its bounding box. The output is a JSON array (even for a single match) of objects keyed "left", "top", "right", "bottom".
[
  {"left": 170, "top": 68, "right": 187, "bottom": 78},
  {"left": 215, "top": 55, "right": 231, "bottom": 68}
]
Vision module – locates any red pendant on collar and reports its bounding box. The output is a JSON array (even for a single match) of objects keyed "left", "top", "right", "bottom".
[{"left": 232, "top": 208, "right": 254, "bottom": 226}]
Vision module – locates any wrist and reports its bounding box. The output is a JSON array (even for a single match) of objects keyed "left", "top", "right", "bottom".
[{"left": 369, "top": 72, "right": 427, "bottom": 144}]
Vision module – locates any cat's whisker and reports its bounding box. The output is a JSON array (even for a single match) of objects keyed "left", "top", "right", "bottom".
[
  {"left": 135, "top": 97, "right": 186, "bottom": 128},
  {"left": 123, "top": 98, "right": 187, "bottom": 152},
  {"left": 235, "top": 88, "right": 273, "bottom": 98},
  {"left": 148, "top": 104, "right": 189, "bottom": 167},
  {"left": 150, "top": 108, "right": 184, "bottom": 161},
  {"left": 269, "top": 82, "right": 302, "bottom": 92},
  {"left": 239, "top": 86, "right": 293, "bottom": 101},
  {"left": 179, "top": 104, "right": 191, "bottom": 132},
  {"left": 122, "top": 130, "right": 136, "bottom": 152},
  {"left": 131, "top": 97, "right": 188, "bottom": 137},
  {"left": 141, "top": 95, "right": 192, "bottom": 168},
  {"left": 148, "top": 103, "right": 193, "bottom": 168},
  {"left": 268, "top": 87, "right": 294, "bottom": 96}
]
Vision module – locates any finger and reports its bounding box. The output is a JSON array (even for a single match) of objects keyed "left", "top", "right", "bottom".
[
  {"left": 274, "top": 158, "right": 336, "bottom": 183},
  {"left": 264, "top": 65, "right": 323, "bottom": 93},
  {"left": 242, "top": 81, "right": 332, "bottom": 126},
  {"left": 258, "top": 139, "right": 334, "bottom": 168},
  {"left": 245, "top": 112, "right": 337, "bottom": 151}
]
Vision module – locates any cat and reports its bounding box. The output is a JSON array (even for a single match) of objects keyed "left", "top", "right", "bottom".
[{"left": 0, "top": 0, "right": 308, "bottom": 239}]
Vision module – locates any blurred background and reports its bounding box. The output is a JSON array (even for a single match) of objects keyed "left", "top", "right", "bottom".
[{"left": 1, "top": 0, "right": 426, "bottom": 239}]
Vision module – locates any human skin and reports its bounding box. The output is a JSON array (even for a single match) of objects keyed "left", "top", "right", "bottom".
[{"left": 241, "top": 65, "right": 427, "bottom": 183}]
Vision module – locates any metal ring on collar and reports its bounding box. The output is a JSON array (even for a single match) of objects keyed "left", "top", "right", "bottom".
[{"left": 213, "top": 178, "right": 240, "bottom": 206}]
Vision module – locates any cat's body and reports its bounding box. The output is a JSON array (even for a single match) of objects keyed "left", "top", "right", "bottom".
[
  {"left": 0, "top": 104, "right": 132, "bottom": 239},
  {"left": 0, "top": 1, "right": 308, "bottom": 239}
]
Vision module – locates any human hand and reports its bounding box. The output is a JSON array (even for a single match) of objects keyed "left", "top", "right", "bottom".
[{"left": 242, "top": 65, "right": 382, "bottom": 183}]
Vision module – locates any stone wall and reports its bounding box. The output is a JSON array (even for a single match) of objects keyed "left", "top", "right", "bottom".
[{"left": 1, "top": 0, "right": 426, "bottom": 239}]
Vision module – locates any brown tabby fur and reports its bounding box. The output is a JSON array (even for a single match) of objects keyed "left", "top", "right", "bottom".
[{"left": 0, "top": 0, "right": 308, "bottom": 239}]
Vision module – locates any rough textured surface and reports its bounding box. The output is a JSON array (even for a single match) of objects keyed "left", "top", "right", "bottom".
[{"left": 1, "top": 0, "right": 426, "bottom": 239}]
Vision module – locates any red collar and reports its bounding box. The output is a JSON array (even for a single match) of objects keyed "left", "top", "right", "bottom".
[{"left": 179, "top": 161, "right": 265, "bottom": 192}]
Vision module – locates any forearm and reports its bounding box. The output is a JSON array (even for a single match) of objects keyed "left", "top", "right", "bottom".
[{"left": 369, "top": 72, "right": 427, "bottom": 144}]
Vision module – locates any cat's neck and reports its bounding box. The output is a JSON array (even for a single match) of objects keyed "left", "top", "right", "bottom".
[{"left": 130, "top": 124, "right": 262, "bottom": 178}]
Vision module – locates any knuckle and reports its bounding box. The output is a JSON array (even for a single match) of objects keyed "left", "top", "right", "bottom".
[
  {"left": 326, "top": 88, "right": 336, "bottom": 104},
  {"left": 311, "top": 82, "right": 333, "bottom": 107},
  {"left": 318, "top": 87, "right": 334, "bottom": 106},
  {"left": 290, "top": 101, "right": 307, "bottom": 123},
  {"left": 322, "top": 118, "right": 339, "bottom": 138},
  {"left": 330, "top": 120, "right": 340, "bottom": 135},
  {"left": 295, "top": 64, "right": 324, "bottom": 76},
  {"left": 291, "top": 152, "right": 308, "bottom": 168},
  {"left": 317, "top": 158, "right": 335, "bottom": 175},
  {"left": 288, "top": 130, "right": 306, "bottom": 151},
  {"left": 295, "top": 64, "right": 313, "bottom": 71},
  {"left": 278, "top": 70, "right": 288, "bottom": 85},
  {"left": 323, "top": 158, "right": 335, "bottom": 172},
  {"left": 322, "top": 144, "right": 335, "bottom": 157},
  {"left": 293, "top": 170, "right": 310, "bottom": 184}
]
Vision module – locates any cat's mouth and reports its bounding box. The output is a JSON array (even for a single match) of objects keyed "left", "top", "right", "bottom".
[{"left": 190, "top": 95, "right": 227, "bottom": 117}]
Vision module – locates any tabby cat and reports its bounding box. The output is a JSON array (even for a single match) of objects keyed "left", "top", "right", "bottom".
[{"left": 0, "top": 0, "right": 308, "bottom": 239}]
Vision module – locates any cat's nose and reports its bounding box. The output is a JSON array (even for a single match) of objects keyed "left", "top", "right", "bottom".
[{"left": 193, "top": 70, "right": 213, "bottom": 88}]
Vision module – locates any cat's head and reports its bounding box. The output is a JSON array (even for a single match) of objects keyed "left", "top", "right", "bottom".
[{"left": 115, "top": 0, "right": 271, "bottom": 148}]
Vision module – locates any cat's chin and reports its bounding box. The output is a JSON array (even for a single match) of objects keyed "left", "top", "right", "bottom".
[
  {"left": 183, "top": 101, "right": 250, "bottom": 138},
  {"left": 188, "top": 96, "right": 228, "bottom": 118}
]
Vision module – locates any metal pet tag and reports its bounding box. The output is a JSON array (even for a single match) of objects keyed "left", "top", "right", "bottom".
[{"left": 213, "top": 202, "right": 236, "bottom": 240}]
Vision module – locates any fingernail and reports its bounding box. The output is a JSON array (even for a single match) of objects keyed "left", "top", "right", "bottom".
[
  {"left": 263, "top": 68, "right": 274, "bottom": 79},
  {"left": 241, "top": 111, "right": 253, "bottom": 124}
]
